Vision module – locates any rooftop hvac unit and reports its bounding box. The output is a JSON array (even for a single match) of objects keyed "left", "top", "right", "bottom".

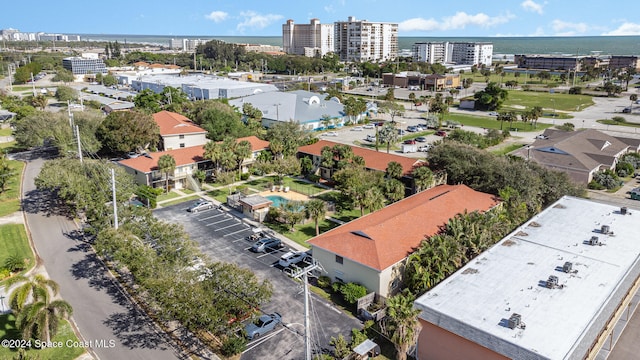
[
  {"left": 589, "top": 236, "right": 600, "bottom": 246},
  {"left": 546, "top": 275, "right": 559, "bottom": 289},
  {"left": 601, "top": 225, "right": 610, "bottom": 234},
  {"left": 563, "top": 262, "right": 573, "bottom": 273},
  {"left": 508, "top": 313, "right": 525, "bottom": 330},
  {"left": 621, "top": 207, "right": 628, "bottom": 215}
]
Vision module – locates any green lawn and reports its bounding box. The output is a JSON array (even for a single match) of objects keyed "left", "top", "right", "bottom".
[
  {"left": 264, "top": 218, "right": 340, "bottom": 247},
  {"left": 461, "top": 72, "right": 590, "bottom": 88},
  {"left": 180, "top": 188, "right": 195, "bottom": 194},
  {"left": 0, "top": 128, "right": 12, "bottom": 136},
  {"left": 281, "top": 177, "right": 326, "bottom": 196},
  {"left": 446, "top": 113, "right": 553, "bottom": 132},
  {"left": 160, "top": 195, "right": 200, "bottom": 207},
  {"left": 0, "top": 314, "right": 85, "bottom": 360},
  {"left": 316, "top": 191, "right": 366, "bottom": 222},
  {"left": 207, "top": 189, "right": 229, "bottom": 203},
  {"left": 156, "top": 190, "right": 180, "bottom": 202},
  {"left": 0, "top": 224, "right": 33, "bottom": 280},
  {"left": 503, "top": 90, "right": 594, "bottom": 112},
  {"left": 491, "top": 143, "right": 528, "bottom": 155},
  {"left": 597, "top": 118, "right": 640, "bottom": 128},
  {"left": 0, "top": 160, "right": 25, "bottom": 217}
]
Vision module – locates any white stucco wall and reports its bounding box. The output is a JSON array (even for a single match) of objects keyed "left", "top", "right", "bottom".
[{"left": 162, "top": 133, "right": 207, "bottom": 150}]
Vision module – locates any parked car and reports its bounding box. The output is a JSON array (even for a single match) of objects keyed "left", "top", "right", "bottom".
[
  {"left": 415, "top": 136, "right": 427, "bottom": 142},
  {"left": 363, "top": 124, "right": 375, "bottom": 129},
  {"left": 435, "top": 130, "right": 447, "bottom": 137},
  {"left": 322, "top": 131, "right": 338, "bottom": 137},
  {"left": 244, "top": 313, "right": 282, "bottom": 340},
  {"left": 366, "top": 134, "right": 377, "bottom": 142},
  {"left": 488, "top": 111, "right": 499, "bottom": 116},
  {"left": 351, "top": 126, "right": 364, "bottom": 131},
  {"left": 622, "top": 107, "right": 631, "bottom": 113},
  {"left": 397, "top": 129, "right": 406, "bottom": 135},
  {"left": 126, "top": 152, "right": 140, "bottom": 159},
  {"left": 404, "top": 139, "right": 416, "bottom": 145},
  {"left": 187, "top": 199, "right": 214, "bottom": 213},
  {"left": 278, "top": 251, "right": 310, "bottom": 267},
  {"left": 418, "top": 144, "right": 433, "bottom": 152},
  {"left": 406, "top": 126, "right": 419, "bottom": 132},
  {"left": 250, "top": 238, "right": 283, "bottom": 253}
]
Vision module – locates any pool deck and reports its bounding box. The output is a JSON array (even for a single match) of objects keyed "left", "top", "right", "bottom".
[{"left": 258, "top": 189, "right": 311, "bottom": 202}]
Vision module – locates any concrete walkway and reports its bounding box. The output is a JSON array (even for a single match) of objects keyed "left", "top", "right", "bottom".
[{"left": 0, "top": 211, "right": 24, "bottom": 225}]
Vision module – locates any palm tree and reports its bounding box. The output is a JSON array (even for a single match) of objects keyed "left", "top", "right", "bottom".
[
  {"left": 4, "top": 274, "right": 59, "bottom": 312},
  {"left": 630, "top": 94, "right": 638, "bottom": 110},
  {"left": 157, "top": 154, "right": 176, "bottom": 193},
  {"left": 382, "top": 292, "right": 422, "bottom": 360},
  {"left": 385, "top": 161, "right": 403, "bottom": 180},
  {"left": 304, "top": 199, "right": 327, "bottom": 236},
  {"left": 382, "top": 179, "right": 405, "bottom": 203},
  {"left": 232, "top": 140, "right": 253, "bottom": 180},
  {"left": 16, "top": 297, "right": 72, "bottom": 343},
  {"left": 204, "top": 140, "right": 225, "bottom": 174},
  {"left": 362, "top": 187, "right": 385, "bottom": 214},
  {"left": 411, "top": 166, "right": 434, "bottom": 193},
  {"left": 378, "top": 124, "right": 399, "bottom": 154}
]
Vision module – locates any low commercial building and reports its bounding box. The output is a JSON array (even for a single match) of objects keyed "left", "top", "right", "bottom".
[
  {"left": 382, "top": 72, "right": 460, "bottom": 91},
  {"left": 511, "top": 129, "right": 640, "bottom": 183},
  {"left": 514, "top": 54, "right": 583, "bottom": 71},
  {"left": 131, "top": 74, "right": 278, "bottom": 100},
  {"left": 414, "top": 196, "right": 640, "bottom": 360},
  {"left": 62, "top": 56, "right": 107, "bottom": 75},
  {"left": 228, "top": 90, "right": 348, "bottom": 130},
  {"left": 308, "top": 184, "right": 499, "bottom": 299}
]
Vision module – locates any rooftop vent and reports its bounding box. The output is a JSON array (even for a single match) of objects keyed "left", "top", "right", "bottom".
[
  {"left": 601, "top": 225, "right": 611, "bottom": 235},
  {"left": 508, "top": 313, "right": 526, "bottom": 330},
  {"left": 588, "top": 236, "right": 603, "bottom": 246},
  {"left": 562, "top": 261, "right": 578, "bottom": 274},
  {"left": 621, "top": 207, "right": 628, "bottom": 215},
  {"left": 545, "top": 275, "right": 565, "bottom": 289}
]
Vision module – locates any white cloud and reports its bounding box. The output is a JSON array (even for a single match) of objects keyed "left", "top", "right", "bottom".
[
  {"left": 237, "top": 11, "right": 283, "bottom": 32},
  {"left": 551, "top": 19, "right": 589, "bottom": 36},
  {"left": 205, "top": 11, "right": 228, "bottom": 22},
  {"left": 603, "top": 22, "right": 640, "bottom": 35},
  {"left": 324, "top": 5, "right": 335, "bottom": 13},
  {"left": 399, "top": 12, "right": 515, "bottom": 32},
  {"left": 521, "top": 0, "right": 544, "bottom": 15}
]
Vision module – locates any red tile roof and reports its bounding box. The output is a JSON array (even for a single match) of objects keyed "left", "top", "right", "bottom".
[
  {"left": 153, "top": 111, "right": 206, "bottom": 136},
  {"left": 298, "top": 140, "right": 422, "bottom": 176},
  {"left": 118, "top": 136, "right": 270, "bottom": 173},
  {"left": 308, "top": 185, "right": 500, "bottom": 271}
]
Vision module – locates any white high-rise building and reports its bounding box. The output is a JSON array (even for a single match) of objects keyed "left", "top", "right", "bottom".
[
  {"left": 412, "top": 41, "right": 493, "bottom": 67},
  {"left": 412, "top": 42, "right": 448, "bottom": 64},
  {"left": 170, "top": 38, "right": 209, "bottom": 52},
  {"left": 334, "top": 16, "right": 398, "bottom": 62},
  {"left": 449, "top": 42, "right": 493, "bottom": 67},
  {"left": 282, "top": 19, "right": 334, "bottom": 57}
]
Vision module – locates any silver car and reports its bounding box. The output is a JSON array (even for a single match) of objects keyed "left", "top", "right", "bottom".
[
  {"left": 251, "top": 238, "right": 283, "bottom": 253},
  {"left": 244, "top": 313, "right": 282, "bottom": 340},
  {"left": 187, "top": 199, "right": 214, "bottom": 213}
]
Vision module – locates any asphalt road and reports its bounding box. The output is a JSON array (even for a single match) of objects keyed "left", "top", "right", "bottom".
[
  {"left": 22, "top": 154, "right": 183, "bottom": 360},
  {"left": 154, "top": 203, "right": 363, "bottom": 360}
]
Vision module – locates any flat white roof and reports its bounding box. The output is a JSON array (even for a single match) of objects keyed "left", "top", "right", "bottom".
[
  {"left": 415, "top": 196, "right": 640, "bottom": 360},
  {"left": 135, "top": 74, "right": 277, "bottom": 91}
]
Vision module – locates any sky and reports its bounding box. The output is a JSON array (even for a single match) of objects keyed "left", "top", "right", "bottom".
[{"left": 3, "top": 0, "right": 640, "bottom": 37}]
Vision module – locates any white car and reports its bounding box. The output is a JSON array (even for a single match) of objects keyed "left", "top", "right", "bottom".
[
  {"left": 351, "top": 126, "right": 364, "bottom": 131},
  {"left": 363, "top": 124, "right": 375, "bottom": 129},
  {"left": 418, "top": 144, "right": 433, "bottom": 152},
  {"left": 278, "top": 251, "right": 310, "bottom": 268},
  {"left": 323, "top": 131, "right": 338, "bottom": 137},
  {"left": 488, "top": 111, "right": 499, "bottom": 116}
]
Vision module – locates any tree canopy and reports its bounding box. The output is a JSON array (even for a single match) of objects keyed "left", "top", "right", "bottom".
[
  {"left": 96, "top": 110, "right": 159, "bottom": 154},
  {"left": 473, "top": 82, "right": 508, "bottom": 111}
]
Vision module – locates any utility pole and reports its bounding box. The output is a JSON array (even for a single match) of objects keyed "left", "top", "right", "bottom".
[
  {"left": 75, "top": 125, "right": 82, "bottom": 163},
  {"left": 30, "top": 72, "right": 36, "bottom": 96},
  {"left": 111, "top": 168, "right": 119, "bottom": 230},
  {"left": 304, "top": 272, "right": 311, "bottom": 360}
]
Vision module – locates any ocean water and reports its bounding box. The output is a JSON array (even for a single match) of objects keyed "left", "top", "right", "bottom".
[{"left": 77, "top": 33, "right": 640, "bottom": 56}]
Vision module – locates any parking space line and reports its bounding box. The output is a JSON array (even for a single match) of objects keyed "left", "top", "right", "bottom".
[
  {"left": 216, "top": 223, "right": 245, "bottom": 231},
  {"left": 242, "top": 328, "right": 286, "bottom": 353},
  {"left": 205, "top": 218, "right": 235, "bottom": 226},
  {"left": 224, "top": 228, "right": 250, "bottom": 237},
  {"left": 197, "top": 213, "right": 225, "bottom": 221}
]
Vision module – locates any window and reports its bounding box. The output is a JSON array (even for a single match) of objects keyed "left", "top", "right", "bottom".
[
  {"left": 179, "top": 134, "right": 184, "bottom": 139},
  {"left": 335, "top": 255, "right": 343, "bottom": 264},
  {"left": 180, "top": 143, "right": 185, "bottom": 148},
  {"left": 334, "top": 270, "right": 344, "bottom": 283}
]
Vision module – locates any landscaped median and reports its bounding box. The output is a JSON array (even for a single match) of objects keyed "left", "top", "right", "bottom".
[
  {"left": 0, "top": 224, "right": 33, "bottom": 280},
  {"left": 0, "top": 159, "right": 25, "bottom": 217}
]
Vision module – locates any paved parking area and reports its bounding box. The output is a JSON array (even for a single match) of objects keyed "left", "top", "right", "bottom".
[{"left": 154, "top": 201, "right": 362, "bottom": 360}]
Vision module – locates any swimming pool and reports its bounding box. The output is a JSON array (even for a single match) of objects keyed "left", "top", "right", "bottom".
[{"left": 266, "top": 195, "right": 289, "bottom": 208}]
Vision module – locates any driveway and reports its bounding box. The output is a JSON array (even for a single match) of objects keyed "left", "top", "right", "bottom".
[{"left": 153, "top": 203, "right": 362, "bottom": 360}]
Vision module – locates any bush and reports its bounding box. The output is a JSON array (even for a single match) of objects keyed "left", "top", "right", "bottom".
[
  {"left": 556, "top": 122, "right": 575, "bottom": 131},
  {"left": 0, "top": 268, "right": 10, "bottom": 280},
  {"left": 317, "top": 275, "right": 331, "bottom": 289},
  {"left": 616, "top": 162, "right": 634, "bottom": 177},
  {"left": 220, "top": 335, "right": 247, "bottom": 356},
  {"left": 622, "top": 153, "right": 640, "bottom": 169},
  {"left": 4, "top": 254, "right": 25, "bottom": 272},
  {"left": 588, "top": 180, "right": 605, "bottom": 190},
  {"left": 339, "top": 282, "right": 368, "bottom": 304},
  {"left": 592, "top": 169, "right": 622, "bottom": 189},
  {"left": 568, "top": 86, "right": 582, "bottom": 95},
  {"left": 307, "top": 174, "right": 321, "bottom": 183},
  {"left": 611, "top": 116, "right": 627, "bottom": 123},
  {"left": 240, "top": 172, "right": 250, "bottom": 181}
]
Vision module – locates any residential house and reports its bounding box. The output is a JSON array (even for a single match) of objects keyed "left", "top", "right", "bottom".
[
  {"left": 228, "top": 90, "right": 350, "bottom": 130},
  {"left": 153, "top": 110, "right": 208, "bottom": 150},
  {"left": 297, "top": 140, "right": 423, "bottom": 191},
  {"left": 511, "top": 129, "right": 640, "bottom": 183},
  {"left": 117, "top": 136, "right": 269, "bottom": 189},
  {"left": 308, "top": 184, "right": 499, "bottom": 299}
]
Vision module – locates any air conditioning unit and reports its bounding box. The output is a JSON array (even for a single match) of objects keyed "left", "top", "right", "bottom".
[
  {"left": 508, "top": 313, "right": 521, "bottom": 329},
  {"left": 589, "top": 236, "right": 600, "bottom": 246},
  {"left": 563, "top": 262, "right": 573, "bottom": 273},
  {"left": 546, "top": 275, "right": 559, "bottom": 289},
  {"left": 601, "top": 225, "right": 610, "bottom": 234},
  {"left": 621, "top": 207, "right": 628, "bottom": 215}
]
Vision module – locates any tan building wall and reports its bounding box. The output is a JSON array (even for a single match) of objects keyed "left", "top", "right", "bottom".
[
  {"left": 417, "top": 320, "right": 509, "bottom": 360},
  {"left": 162, "top": 133, "right": 207, "bottom": 150},
  {"left": 311, "top": 246, "right": 401, "bottom": 298}
]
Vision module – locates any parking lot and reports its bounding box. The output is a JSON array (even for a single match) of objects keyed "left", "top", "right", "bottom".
[{"left": 154, "top": 202, "right": 362, "bottom": 360}]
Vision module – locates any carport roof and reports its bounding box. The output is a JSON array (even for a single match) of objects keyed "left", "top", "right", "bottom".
[{"left": 307, "top": 184, "right": 499, "bottom": 271}]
